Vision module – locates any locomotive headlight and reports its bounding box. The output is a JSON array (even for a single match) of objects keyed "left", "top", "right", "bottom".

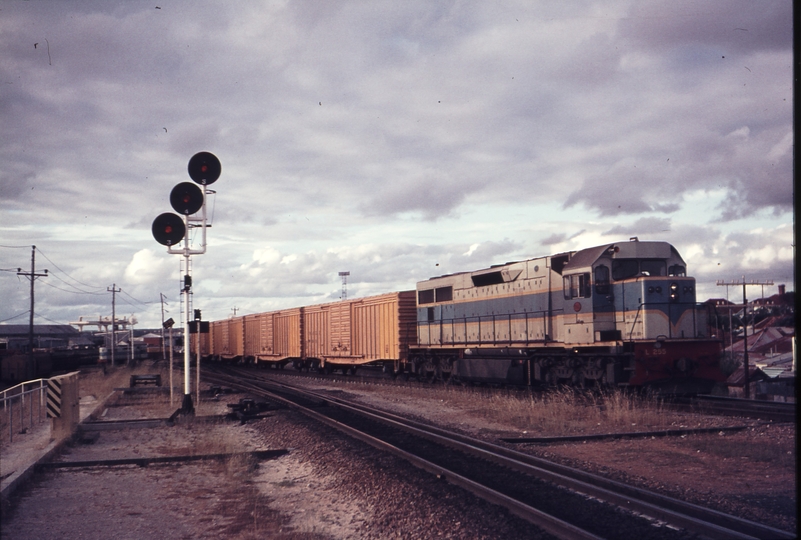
[
  {"left": 669, "top": 282, "right": 679, "bottom": 302},
  {"left": 656, "top": 286, "right": 662, "bottom": 293},
  {"left": 648, "top": 286, "right": 655, "bottom": 293}
]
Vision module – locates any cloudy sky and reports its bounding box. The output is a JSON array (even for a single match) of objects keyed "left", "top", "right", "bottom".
[{"left": 0, "top": 0, "right": 794, "bottom": 330}]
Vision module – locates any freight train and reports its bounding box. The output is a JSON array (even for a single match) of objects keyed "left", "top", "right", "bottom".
[{"left": 194, "top": 239, "right": 725, "bottom": 393}]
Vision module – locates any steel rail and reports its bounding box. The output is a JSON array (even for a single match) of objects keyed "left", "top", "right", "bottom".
[
  {"left": 203, "top": 370, "right": 602, "bottom": 540},
  {"left": 207, "top": 367, "right": 794, "bottom": 539},
  {"left": 283, "top": 380, "right": 793, "bottom": 540},
  {"left": 671, "top": 395, "right": 795, "bottom": 423}
]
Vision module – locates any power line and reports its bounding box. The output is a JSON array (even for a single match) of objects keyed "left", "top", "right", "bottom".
[
  {"left": 40, "top": 274, "right": 107, "bottom": 295},
  {"left": 35, "top": 313, "right": 73, "bottom": 326},
  {"left": 0, "top": 311, "right": 30, "bottom": 324},
  {"left": 119, "top": 289, "right": 155, "bottom": 307},
  {"left": 36, "top": 248, "right": 106, "bottom": 291}
]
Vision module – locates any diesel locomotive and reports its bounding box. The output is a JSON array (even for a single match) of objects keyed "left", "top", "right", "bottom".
[{"left": 196, "top": 239, "right": 725, "bottom": 392}]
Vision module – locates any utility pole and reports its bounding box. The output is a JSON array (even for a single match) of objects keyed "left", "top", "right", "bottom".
[
  {"left": 160, "top": 293, "right": 168, "bottom": 360},
  {"left": 716, "top": 278, "right": 774, "bottom": 399},
  {"left": 16, "top": 245, "right": 48, "bottom": 379},
  {"left": 129, "top": 314, "right": 135, "bottom": 366},
  {"left": 107, "top": 284, "right": 121, "bottom": 367}
]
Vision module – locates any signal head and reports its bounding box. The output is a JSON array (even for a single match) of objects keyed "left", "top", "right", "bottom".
[
  {"left": 152, "top": 213, "right": 186, "bottom": 246},
  {"left": 170, "top": 182, "right": 204, "bottom": 215},
  {"left": 187, "top": 151, "right": 221, "bottom": 185}
]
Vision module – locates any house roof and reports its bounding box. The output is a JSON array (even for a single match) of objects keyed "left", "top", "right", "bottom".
[
  {"left": 726, "top": 365, "right": 770, "bottom": 386},
  {"left": 725, "top": 326, "right": 794, "bottom": 354},
  {"left": 760, "top": 367, "right": 794, "bottom": 379}
]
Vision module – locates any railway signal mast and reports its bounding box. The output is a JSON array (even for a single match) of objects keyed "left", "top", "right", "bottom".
[{"left": 152, "top": 152, "right": 221, "bottom": 414}]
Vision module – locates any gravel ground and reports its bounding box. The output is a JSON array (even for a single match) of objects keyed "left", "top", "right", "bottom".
[
  {"left": 1, "top": 367, "right": 795, "bottom": 538},
  {"left": 1, "top": 379, "right": 553, "bottom": 539},
  {"left": 304, "top": 377, "right": 796, "bottom": 534}
]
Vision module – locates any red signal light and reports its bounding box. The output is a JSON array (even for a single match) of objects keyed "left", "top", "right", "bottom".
[
  {"left": 170, "top": 182, "right": 204, "bottom": 215},
  {"left": 188, "top": 152, "right": 221, "bottom": 185},
  {"left": 152, "top": 213, "right": 186, "bottom": 246}
]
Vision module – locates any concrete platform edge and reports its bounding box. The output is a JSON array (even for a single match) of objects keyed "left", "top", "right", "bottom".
[{"left": 1, "top": 388, "right": 119, "bottom": 508}]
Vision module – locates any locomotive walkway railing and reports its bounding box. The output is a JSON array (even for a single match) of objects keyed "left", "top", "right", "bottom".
[
  {"left": 1, "top": 378, "right": 48, "bottom": 445},
  {"left": 415, "top": 309, "right": 560, "bottom": 347},
  {"left": 415, "top": 301, "right": 715, "bottom": 348}
]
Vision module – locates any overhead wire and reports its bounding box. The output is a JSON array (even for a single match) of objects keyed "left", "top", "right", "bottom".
[
  {"left": 36, "top": 248, "right": 106, "bottom": 292},
  {"left": 40, "top": 279, "right": 107, "bottom": 296},
  {"left": 0, "top": 311, "right": 30, "bottom": 323},
  {"left": 119, "top": 289, "right": 154, "bottom": 307}
]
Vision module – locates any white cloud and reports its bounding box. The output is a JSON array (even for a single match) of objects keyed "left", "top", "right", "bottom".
[
  {"left": 124, "top": 249, "right": 171, "bottom": 285},
  {"left": 0, "top": 0, "right": 793, "bottom": 327}
]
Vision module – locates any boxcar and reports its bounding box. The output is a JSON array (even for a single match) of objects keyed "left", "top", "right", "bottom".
[
  {"left": 243, "top": 308, "right": 302, "bottom": 367},
  {"left": 301, "top": 291, "right": 417, "bottom": 373}
]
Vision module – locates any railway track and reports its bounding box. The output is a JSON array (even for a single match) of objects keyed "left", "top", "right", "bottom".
[
  {"left": 204, "top": 364, "right": 794, "bottom": 540},
  {"left": 673, "top": 395, "right": 796, "bottom": 423},
  {"left": 215, "top": 362, "right": 796, "bottom": 423}
]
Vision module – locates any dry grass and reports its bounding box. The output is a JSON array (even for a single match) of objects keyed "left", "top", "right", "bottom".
[
  {"left": 465, "top": 387, "right": 667, "bottom": 434},
  {"left": 358, "top": 383, "right": 673, "bottom": 436}
]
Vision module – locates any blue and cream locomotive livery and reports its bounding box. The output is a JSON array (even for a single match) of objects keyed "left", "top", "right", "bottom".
[{"left": 412, "top": 238, "right": 724, "bottom": 392}]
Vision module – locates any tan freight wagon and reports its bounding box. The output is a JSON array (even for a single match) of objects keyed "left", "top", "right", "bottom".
[
  {"left": 301, "top": 291, "right": 416, "bottom": 373},
  {"left": 209, "top": 317, "right": 245, "bottom": 361},
  {"left": 243, "top": 308, "right": 302, "bottom": 367}
]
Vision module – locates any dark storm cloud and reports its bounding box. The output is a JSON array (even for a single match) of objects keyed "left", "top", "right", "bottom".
[
  {"left": 0, "top": 1, "right": 793, "bottom": 327},
  {"left": 619, "top": 1, "right": 792, "bottom": 53}
]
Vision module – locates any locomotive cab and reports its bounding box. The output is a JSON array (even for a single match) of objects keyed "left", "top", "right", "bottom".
[{"left": 560, "top": 238, "right": 704, "bottom": 345}]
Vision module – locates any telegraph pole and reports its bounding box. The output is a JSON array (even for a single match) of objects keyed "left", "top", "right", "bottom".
[
  {"left": 108, "top": 284, "right": 121, "bottom": 367},
  {"left": 160, "top": 293, "right": 168, "bottom": 360},
  {"left": 16, "top": 245, "right": 48, "bottom": 379},
  {"left": 716, "top": 278, "right": 774, "bottom": 399}
]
